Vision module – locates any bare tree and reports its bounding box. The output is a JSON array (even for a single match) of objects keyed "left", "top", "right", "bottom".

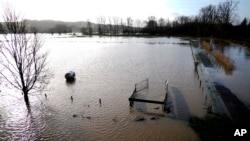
[
  {"left": 86, "top": 20, "right": 93, "bottom": 36},
  {"left": 217, "top": 0, "right": 238, "bottom": 24},
  {"left": 158, "top": 18, "right": 165, "bottom": 27},
  {"left": 108, "top": 17, "right": 113, "bottom": 34},
  {"left": 120, "top": 18, "right": 125, "bottom": 34},
  {"left": 0, "top": 7, "right": 50, "bottom": 107},
  {"left": 176, "top": 16, "right": 190, "bottom": 25},
  {"left": 30, "top": 26, "right": 38, "bottom": 35},
  {"left": 146, "top": 16, "right": 158, "bottom": 34},
  {"left": 97, "top": 16, "right": 106, "bottom": 35},
  {"left": 126, "top": 17, "right": 133, "bottom": 34},
  {"left": 135, "top": 19, "right": 142, "bottom": 33},
  {"left": 157, "top": 18, "right": 165, "bottom": 34},
  {"left": 52, "top": 24, "right": 72, "bottom": 35},
  {"left": 165, "top": 18, "right": 171, "bottom": 28},
  {"left": 113, "top": 17, "right": 120, "bottom": 35},
  {"left": 199, "top": 4, "right": 217, "bottom": 24}
]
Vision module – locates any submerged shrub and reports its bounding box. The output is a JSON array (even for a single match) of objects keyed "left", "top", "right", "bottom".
[
  {"left": 202, "top": 41, "right": 213, "bottom": 53},
  {"left": 214, "top": 51, "right": 234, "bottom": 71}
]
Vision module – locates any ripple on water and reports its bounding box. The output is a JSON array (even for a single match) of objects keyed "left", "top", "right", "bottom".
[{"left": 1, "top": 36, "right": 206, "bottom": 140}]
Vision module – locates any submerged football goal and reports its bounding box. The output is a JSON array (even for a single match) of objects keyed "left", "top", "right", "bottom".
[{"left": 128, "top": 78, "right": 169, "bottom": 111}]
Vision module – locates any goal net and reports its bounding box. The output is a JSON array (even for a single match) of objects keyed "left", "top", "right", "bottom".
[{"left": 135, "top": 79, "right": 149, "bottom": 92}]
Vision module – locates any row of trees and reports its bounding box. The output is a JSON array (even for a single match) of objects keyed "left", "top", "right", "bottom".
[
  {"left": 2, "top": 0, "right": 247, "bottom": 40},
  {"left": 80, "top": 21, "right": 92, "bottom": 35},
  {"left": 143, "top": 0, "right": 249, "bottom": 39},
  {"left": 96, "top": 16, "right": 140, "bottom": 35},
  {"left": 93, "top": 0, "right": 250, "bottom": 40},
  {"left": 1, "top": 23, "right": 73, "bottom": 35},
  {"left": 3, "top": 0, "right": 245, "bottom": 39},
  {"left": 49, "top": 24, "right": 72, "bottom": 35}
]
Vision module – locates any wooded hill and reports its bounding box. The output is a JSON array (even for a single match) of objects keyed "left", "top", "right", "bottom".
[{"left": 24, "top": 20, "right": 91, "bottom": 33}]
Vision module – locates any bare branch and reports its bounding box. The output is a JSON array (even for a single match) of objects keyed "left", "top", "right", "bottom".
[{"left": 0, "top": 6, "right": 50, "bottom": 103}]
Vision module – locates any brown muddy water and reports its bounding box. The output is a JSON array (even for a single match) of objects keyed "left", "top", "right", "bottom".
[{"left": 0, "top": 35, "right": 248, "bottom": 141}]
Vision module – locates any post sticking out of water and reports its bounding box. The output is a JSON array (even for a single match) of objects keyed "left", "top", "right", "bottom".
[
  {"left": 71, "top": 96, "right": 73, "bottom": 101},
  {"left": 147, "top": 78, "right": 149, "bottom": 88},
  {"left": 165, "top": 80, "right": 168, "bottom": 92},
  {"left": 195, "top": 62, "right": 198, "bottom": 68},
  {"left": 130, "top": 100, "right": 134, "bottom": 107},
  {"left": 99, "top": 98, "right": 102, "bottom": 105},
  {"left": 45, "top": 93, "right": 47, "bottom": 99}
]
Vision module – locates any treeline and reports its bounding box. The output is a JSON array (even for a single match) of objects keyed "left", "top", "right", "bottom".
[
  {"left": 142, "top": 0, "right": 250, "bottom": 40},
  {"left": 95, "top": 0, "right": 250, "bottom": 40},
  {"left": 48, "top": 24, "right": 73, "bottom": 35},
  {"left": 0, "top": 20, "right": 88, "bottom": 34},
  {"left": 1, "top": 0, "right": 249, "bottom": 41}
]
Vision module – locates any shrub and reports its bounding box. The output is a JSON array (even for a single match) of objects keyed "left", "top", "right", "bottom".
[
  {"left": 214, "top": 51, "right": 234, "bottom": 71},
  {"left": 202, "top": 41, "right": 213, "bottom": 53}
]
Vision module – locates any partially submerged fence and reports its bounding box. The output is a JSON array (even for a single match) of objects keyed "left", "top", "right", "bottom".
[{"left": 190, "top": 39, "right": 230, "bottom": 117}]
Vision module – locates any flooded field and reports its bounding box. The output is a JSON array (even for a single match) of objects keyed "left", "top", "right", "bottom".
[
  {"left": 210, "top": 40, "right": 250, "bottom": 109},
  {"left": 0, "top": 35, "right": 249, "bottom": 140}
]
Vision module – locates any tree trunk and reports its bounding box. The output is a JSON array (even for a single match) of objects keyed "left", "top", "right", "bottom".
[
  {"left": 23, "top": 91, "right": 31, "bottom": 112},
  {"left": 23, "top": 91, "right": 29, "bottom": 104}
]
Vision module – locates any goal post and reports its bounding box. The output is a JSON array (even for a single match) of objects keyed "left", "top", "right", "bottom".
[{"left": 135, "top": 78, "right": 149, "bottom": 92}]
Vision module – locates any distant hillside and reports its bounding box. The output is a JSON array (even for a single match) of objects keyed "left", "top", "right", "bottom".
[
  {"left": 2, "top": 19, "right": 125, "bottom": 34},
  {"left": 25, "top": 20, "right": 93, "bottom": 33}
]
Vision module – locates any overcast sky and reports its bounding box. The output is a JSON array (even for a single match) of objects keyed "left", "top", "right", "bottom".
[{"left": 0, "top": 0, "right": 249, "bottom": 23}]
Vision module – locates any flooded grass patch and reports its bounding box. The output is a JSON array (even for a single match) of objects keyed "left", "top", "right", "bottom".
[
  {"left": 201, "top": 40, "right": 234, "bottom": 73},
  {"left": 202, "top": 41, "right": 213, "bottom": 53},
  {"left": 214, "top": 51, "right": 234, "bottom": 71}
]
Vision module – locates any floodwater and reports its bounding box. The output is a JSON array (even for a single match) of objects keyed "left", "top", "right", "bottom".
[
  {"left": 209, "top": 40, "right": 250, "bottom": 109},
  {"left": 0, "top": 35, "right": 248, "bottom": 140}
]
